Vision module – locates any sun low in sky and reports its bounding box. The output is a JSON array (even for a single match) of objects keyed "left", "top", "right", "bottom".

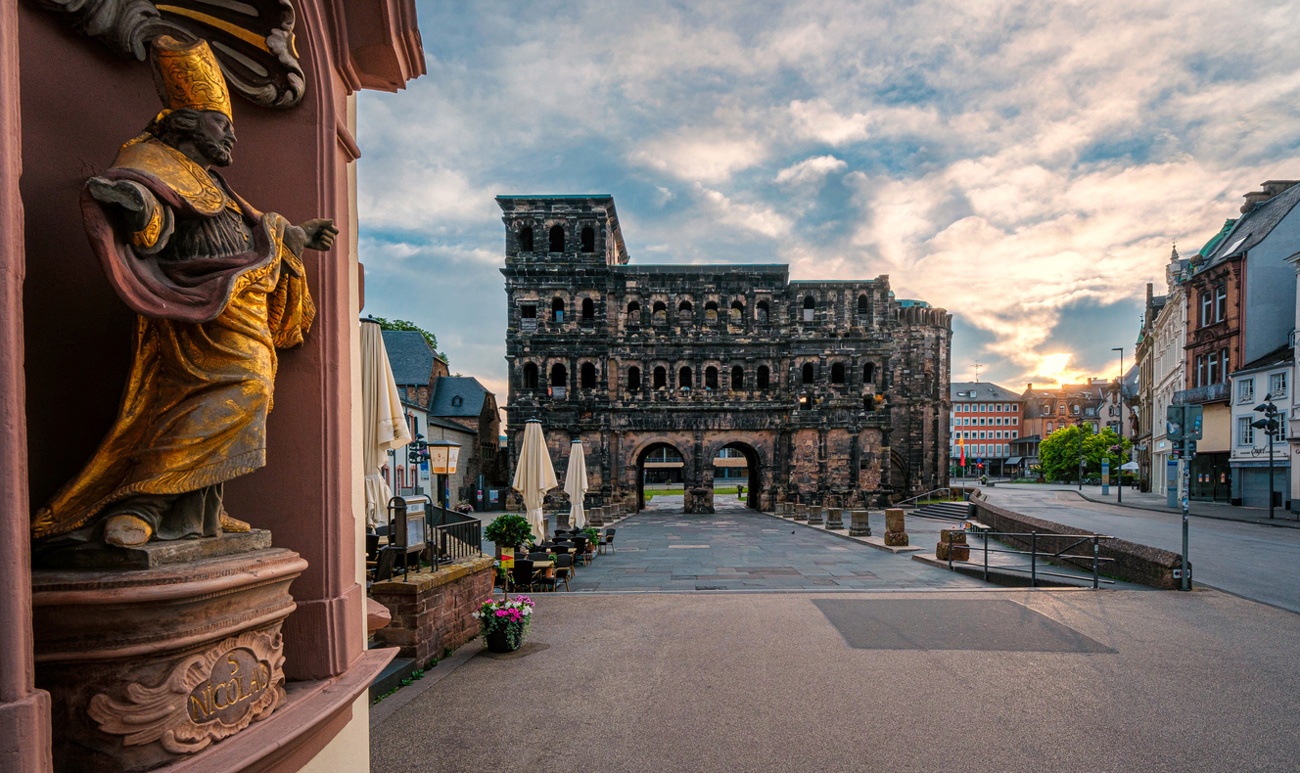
[{"left": 356, "top": 0, "right": 1300, "bottom": 398}]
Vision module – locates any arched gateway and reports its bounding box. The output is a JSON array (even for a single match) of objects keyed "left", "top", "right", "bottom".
[
  {"left": 501, "top": 195, "right": 953, "bottom": 513},
  {"left": 629, "top": 437, "right": 766, "bottom": 513}
]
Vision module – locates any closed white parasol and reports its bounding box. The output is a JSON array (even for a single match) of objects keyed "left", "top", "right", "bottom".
[
  {"left": 361, "top": 320, "right": 412, "bottom": 529},
  {"left": 513, "top": 419, "right": 558, "bottom": 543},
  {"left": 564, "top": 439, "right": 589, "bottom": 530}
]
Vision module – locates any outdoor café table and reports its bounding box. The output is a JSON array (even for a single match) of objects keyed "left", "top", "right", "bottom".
[{"left": 532, "top": 560, "right": 555, "bottom": 580}]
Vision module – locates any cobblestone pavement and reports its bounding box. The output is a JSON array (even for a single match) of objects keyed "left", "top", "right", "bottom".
[{"left": 563, "top": 496, "right": 986, "bottom": 592}]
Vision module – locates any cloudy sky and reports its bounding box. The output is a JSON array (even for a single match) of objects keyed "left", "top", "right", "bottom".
[{"left": 356, "top": 0, "right": 1300, "bottom": 400}]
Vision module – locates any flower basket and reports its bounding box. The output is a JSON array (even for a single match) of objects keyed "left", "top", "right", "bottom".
[{"left": 474, "top": 595, "right": 535, "bottom": 653}]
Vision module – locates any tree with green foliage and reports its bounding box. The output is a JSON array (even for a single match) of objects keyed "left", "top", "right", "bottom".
[
  {"left": 1039, "top": 424, "right": 1131, "bottom": 483},
  {"left": 371, "top": 317, "right": 447, "bottom": 364}
]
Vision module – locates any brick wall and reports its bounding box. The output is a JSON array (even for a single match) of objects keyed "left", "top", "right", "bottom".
[{"left": 370, "top": 556, "right": 495, "bottom": 665}]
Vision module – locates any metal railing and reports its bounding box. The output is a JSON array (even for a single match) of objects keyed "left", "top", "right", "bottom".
[
  {"left": 948, "top": 528, "right": 1116, "bottom": 589},
  {"left": 428, "top": 505, "right": 483, "bottom": 567},
  {"left": 895, "top": 487, "right": 952, "bottom": 508}
]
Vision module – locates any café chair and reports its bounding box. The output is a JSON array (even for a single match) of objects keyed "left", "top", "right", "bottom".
[
  {"left": 599, "top": 528, "right": 617, "bottom": 555},
  {"left": 553, "top": 553, "right": 574, "bottom": 591}
]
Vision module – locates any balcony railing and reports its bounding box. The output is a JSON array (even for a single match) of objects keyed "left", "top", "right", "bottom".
[{"left": 1174, "top": 382, "right": 1228, "bottom": 405}]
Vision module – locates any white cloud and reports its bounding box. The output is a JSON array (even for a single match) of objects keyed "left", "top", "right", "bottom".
[
  {"left": 630, "top": 129, "right": 767, "bottom": 183},
  {"left": 775, "top": 155, "right": 846, "bottom": 186},
  {"left": 692, "top": 184, "right": 793, "bottom": 239}
]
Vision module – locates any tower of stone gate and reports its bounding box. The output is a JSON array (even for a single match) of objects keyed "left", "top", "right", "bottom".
[{"left": 499, "top": 194, "right": 951, "bottom": 513}]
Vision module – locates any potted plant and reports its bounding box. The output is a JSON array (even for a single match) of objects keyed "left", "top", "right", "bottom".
[
  {"left": 581, "top": 526, "right": 600, "bottom": 557},
  {"left": 485, "top": 514, "right": 533, "bottom": 554},
  {"left": 474, "top": 595, "right": 535, "bottom": 653}
]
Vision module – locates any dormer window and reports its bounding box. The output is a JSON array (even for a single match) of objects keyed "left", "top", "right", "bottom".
[{"left": 451, "top": 396, "right": 464, "bottom": 407}]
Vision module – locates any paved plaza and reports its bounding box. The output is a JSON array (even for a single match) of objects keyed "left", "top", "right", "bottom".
[
  {"left": 372, "top": 587, "right": 1300, "bottom": 773},
  {"left": 562, "top": 496, "right": 987, "bottom": 592},
  {"left": 376, "top": 496, "right": 1300, "bottom": 772}
]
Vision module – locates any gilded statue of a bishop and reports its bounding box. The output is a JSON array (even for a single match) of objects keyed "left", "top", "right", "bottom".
[{"left": 32, "top": 36, "right": 338, "bottom": 549}]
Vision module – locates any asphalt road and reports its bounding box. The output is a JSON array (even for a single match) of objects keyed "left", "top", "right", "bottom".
[{"left": 982, "top": 484, "right": 1300, "bottom": 612}]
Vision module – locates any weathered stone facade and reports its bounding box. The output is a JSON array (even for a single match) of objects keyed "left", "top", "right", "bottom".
[{"left": 500, "top": 195, "right": 951, "bottom": 513}]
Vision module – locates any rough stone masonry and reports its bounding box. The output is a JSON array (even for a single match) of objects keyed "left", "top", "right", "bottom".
[{"left": 500, "top": 195, "right": 952, "bottom": 514}]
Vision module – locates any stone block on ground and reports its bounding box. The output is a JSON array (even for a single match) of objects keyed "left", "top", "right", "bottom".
[
  {"left": 936, "top": 541, "right": 971, "bottom": 561},
  {"left": 939, "top": 528, "right": 967, "bottom": 545},
  {"left": 885, "top": 508, "right": 906, "bottom": 533},
  {"left": 807, "top": 506, "right": 824, "bottom": 525},
  {"left": 849, "top": 509, "right": 872, "bottom": 537},
  {"left": 825, "top": 508, "right": 844, "bottom": 529},
  {"left": 883, "top": 531, "right": 909, "bottom": 547},
  {"left": 794, "top": 504, "right": 808, "bottom": 521}
]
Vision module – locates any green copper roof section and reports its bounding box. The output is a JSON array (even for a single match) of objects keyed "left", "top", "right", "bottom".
[{"left": 1197, "top": 218, "right": 1237, "bottom": 259}]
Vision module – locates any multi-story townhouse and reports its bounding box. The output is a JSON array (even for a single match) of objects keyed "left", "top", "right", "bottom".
[
  {"left": 1178, "top": 180, "right": 1300, "bottom": 502},
  {"left": 1151, "top": 247, "right": 1190, "bottom": 504},
  {"left": 949, "top": 382, "right": 1023, "bottom": 478}
]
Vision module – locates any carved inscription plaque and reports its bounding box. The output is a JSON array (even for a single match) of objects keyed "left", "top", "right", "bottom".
[
  {"left": 187, "top": 647, "right": 273, "bottom": 726},
  {"left": 89, "top": 629, "right": 286, "bottom": 754}
]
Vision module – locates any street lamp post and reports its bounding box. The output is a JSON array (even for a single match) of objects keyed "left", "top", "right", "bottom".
[
  {"left": 1077, "top": 418, "right": 1085, "bottom": 491},
  {"left": 1113, "top": 347, "right": 1124, "bottom": 503},
  {"left": 1252, "top": 394, "right": 1280, "bottom": 519}
]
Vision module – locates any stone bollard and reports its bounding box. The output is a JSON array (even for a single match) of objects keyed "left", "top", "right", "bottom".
[
  {"left": 936, "top": 529, "right": 970, "bottom": 561},
  {"left": 589, "top": 507, "right": 604, "bottom": 527},
  {"left": 883, "top": 507, "right": 908, "bottom": 546},
  {"left": 825, "top": 508, "right": 844, "bottom": 529},
  {"left": 807, "top": 506, "right": 824, "bottom": 525},
  {"left": 848, "top": 509, "right": 872, "bottom": 537},
  {"left": 794, "top": 504, "right": 808, "bottom": 521}
]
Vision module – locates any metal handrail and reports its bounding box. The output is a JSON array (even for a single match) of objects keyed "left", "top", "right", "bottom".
[
  {"left": 896, "top": 487, "right": 952, "bottom": 508},
  {"left": 945, "top": 528, "right": 1116, "bottom": 589}
]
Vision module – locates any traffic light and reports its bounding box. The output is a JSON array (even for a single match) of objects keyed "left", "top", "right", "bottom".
[
  {"left": 1186, "top": 404, "right": 1203, "bottom": 439},
  {"left": 1166, "top": 405, "right": 1184, "bottom": 441}
]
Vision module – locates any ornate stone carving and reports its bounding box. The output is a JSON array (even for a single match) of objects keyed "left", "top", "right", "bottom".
[
  {"left": 88, "top": 629, "right": 285, "bottom": 754},
  {"left": 39, "top": 0, "right": 305, "bottom": 107}
]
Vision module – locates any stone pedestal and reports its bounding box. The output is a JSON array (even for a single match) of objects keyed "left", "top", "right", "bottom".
[
  {"left": 793, "top": 504, "right": 808, "bottom": 521},
  {"left": 588, "top": 507, "right": 605, "bottom": 527},
  {"left": 825, "top": 508, "right": 843, "bottom": 530},
  {"left": 32, "top": 536, "right": 306, "bottom": 773},
  {"left": 936, "top": 529, "right": 970, "bottom": 561},
  {"left": 807, "top": 506, "right": 824, "bottom": 525},
  {"left": 883, "top": 508, "right": 908, "bottom": 546},
  {"left": 849, "top": 509, "right": 872, "bottom": 537},
  {"left": 683, "top": 487, "right": 715, "bottom": 514}
]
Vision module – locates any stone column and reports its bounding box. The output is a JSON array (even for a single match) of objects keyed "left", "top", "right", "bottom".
[
  {"left": 884, "top": 507, "right": 909, "bottom": 546},
  {"left": 825, "top": 508, "right": 844, "bottom": 529},
  {"left": 849, "top": 509, "right": 872, "bottom": 537},
  {"left": 807, "top": 506, "right": 824, "bottom": 525},
  {"left": 793, "top": 504, "right": 808, "bottom": 521},
  {"left": 0, "top": 6, "right": 53, "bottom": 766}
]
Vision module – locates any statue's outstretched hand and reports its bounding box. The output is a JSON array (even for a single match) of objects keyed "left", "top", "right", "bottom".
[
  {"left": 299, "top": 218, "right": 338, "bottom": 252},
  {"left": 88, "top": 177, "right": 154, "bottom": 232}
]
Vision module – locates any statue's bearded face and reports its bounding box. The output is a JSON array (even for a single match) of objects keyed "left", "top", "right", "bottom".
[{"left": 192, "top": 111, "right": 237, "bottom": 167}]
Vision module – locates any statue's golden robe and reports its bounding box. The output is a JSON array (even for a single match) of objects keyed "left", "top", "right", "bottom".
[{"left": 32, "top": 137, "right": 315, "bottom": 540}]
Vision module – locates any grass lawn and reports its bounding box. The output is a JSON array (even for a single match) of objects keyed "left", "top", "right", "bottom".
[{"left": 644, "top": 486, "right": 743, "bottom": 502}]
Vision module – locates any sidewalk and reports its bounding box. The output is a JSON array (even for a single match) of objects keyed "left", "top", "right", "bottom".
[{"left": 987, "top": 481, "right": 1300, "bottom": 528}]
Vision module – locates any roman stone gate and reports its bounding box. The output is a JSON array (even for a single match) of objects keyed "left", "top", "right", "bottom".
[{"left": 501, "top": 195, "right": 952, "bottom": 515}]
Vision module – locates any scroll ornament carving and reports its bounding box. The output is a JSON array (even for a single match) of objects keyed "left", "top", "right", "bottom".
[
  {"left": 39, "top": 0, "right": 305, "bottom": 108},
  {"left": 87, "top": 629, "right": 286, "bottom": 754}
]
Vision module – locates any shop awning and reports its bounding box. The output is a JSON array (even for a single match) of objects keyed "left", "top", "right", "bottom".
[{"left": 1005, "top": 457, "right": 1023, "bottom": 465}]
